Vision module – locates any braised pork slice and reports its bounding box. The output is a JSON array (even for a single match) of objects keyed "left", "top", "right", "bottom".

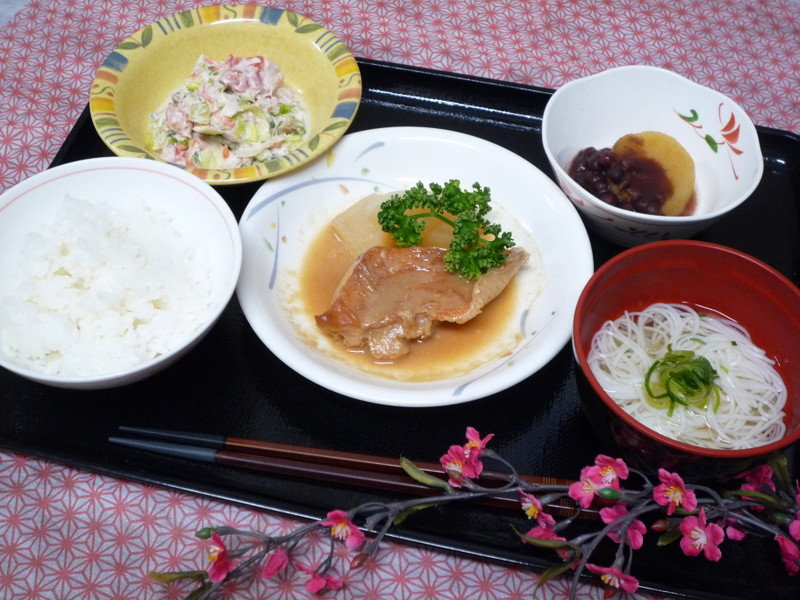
[{"left": 315, "top": 246, "right": 529, "bottom": 359}]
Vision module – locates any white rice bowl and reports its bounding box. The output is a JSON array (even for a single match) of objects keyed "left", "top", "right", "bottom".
[{"left": 0, "top": 157, "right": 242, "bottom": 389}]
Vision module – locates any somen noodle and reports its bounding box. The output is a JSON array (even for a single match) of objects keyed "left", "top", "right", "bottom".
[{"left": 587, "top": 303, "right": 786, "bottom": 450}]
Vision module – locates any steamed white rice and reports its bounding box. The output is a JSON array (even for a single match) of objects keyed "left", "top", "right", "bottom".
[{"left": 0, "top": 195, "right": 214, "bottom": 377}]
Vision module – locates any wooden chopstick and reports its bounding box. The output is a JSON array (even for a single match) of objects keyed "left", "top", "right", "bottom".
[
  {"left": 215, "top": 449, "right": 472, "bottom": 497},
  {"left": 113, "top": 426, "right": 589, "bottom": 517},
  {"left": 118, "top": 425, "right": 570, "bottom": 486}
]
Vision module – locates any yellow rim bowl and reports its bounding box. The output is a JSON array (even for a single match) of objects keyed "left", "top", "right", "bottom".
[{"left": 89, "top": 5, "right": 362, "bottom": 185}]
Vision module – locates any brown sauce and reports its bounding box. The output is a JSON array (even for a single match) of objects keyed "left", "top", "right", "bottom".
[{"left": 299, "top": 225, "right": 520, "bottom": 381}]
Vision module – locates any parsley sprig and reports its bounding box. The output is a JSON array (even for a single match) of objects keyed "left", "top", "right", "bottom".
[{"left": 376, "top": 180, "right": 516, "bottom": 280}]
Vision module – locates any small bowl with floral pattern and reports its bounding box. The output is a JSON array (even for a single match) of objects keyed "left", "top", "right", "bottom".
[{"left": 542, "top": 65, "right": 763, "bottom": 247}]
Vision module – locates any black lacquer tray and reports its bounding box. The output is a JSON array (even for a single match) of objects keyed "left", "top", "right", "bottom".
[{"left": 3, "top": 59, "right": 799, "bottom": 600}]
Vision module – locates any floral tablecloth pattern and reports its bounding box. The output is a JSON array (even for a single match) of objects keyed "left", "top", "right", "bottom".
[
  {"left": 0, "top": 450, "right": 624, "bottom": 600},
  {"left": 1, "top": 1, "right": 800, "bottom": 599}
]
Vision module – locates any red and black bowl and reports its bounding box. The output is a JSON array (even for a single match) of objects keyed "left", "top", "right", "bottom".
[{"left": 572, "top": 240, "right": 800, "bottom": 482}]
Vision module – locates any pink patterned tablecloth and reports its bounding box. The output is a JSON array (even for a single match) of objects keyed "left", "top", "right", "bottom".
[
  {"left": 1, "top": 0, "right": 799, "bottom": 193},
  {"left": 1, "top": 1, "right": 799, "bottom": 599}
]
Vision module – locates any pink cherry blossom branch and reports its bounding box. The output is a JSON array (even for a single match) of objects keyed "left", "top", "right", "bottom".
[{"left": 149, "top": 429, "right": 800, "bottom": 600}]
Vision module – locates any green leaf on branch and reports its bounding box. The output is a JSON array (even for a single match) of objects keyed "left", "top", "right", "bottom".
[
  {"left": 656, "top": 528, "right": 682, "bottom": 547},
  {"left": 393, "top": 502, "right": 438, "bottom": 526},
  {"left": 534, "top": 559, "right": 581, "bottom": 595},
  {"left": 148, "top": 570, "right": 209, "bottom": 584},
  {"left": 400, "top": 457, "right": 452, "bottom": 491},
  {"left": 726, "top": 489, "right": 790, "bottom": 511},
  {"left": 149, "top": 570, "right": 211, "bottom": 600},
  {"left": 768, "top": 453, "right": 793, "bottom": 492},
  {"left": 515, "top": 528, "right": 581, "bottom": 557},
  {"left": 596, "top": 487, "right": 624, "bottom": 501}
]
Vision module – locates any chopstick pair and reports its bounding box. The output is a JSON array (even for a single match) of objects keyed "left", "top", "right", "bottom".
[{"left": 109, "top": 426, "right": 586, "bottom": 516}]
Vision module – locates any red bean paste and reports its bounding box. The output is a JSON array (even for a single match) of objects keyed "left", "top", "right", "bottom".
[{"left": 568, "top": 146, "right": 675, "bottom": 215}]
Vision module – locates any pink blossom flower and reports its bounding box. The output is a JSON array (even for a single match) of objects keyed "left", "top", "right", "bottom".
[
  {"left": 306, "top": 572, "right": 344, "bottom": 594},
  {"left": 568, "top": 465, "right": 603, "bottom": 508},
  {"left": 321, "top": 510, "right": 365, "bottom": 549},
  {"left": 736, "top": 464, "right": 776, "bottom": 493},
  {"left": 567, "top": 458, "right": 628, "bottom": 510},
  {"left": 464, "top": 427, "right": 494, "bottom": 458},
  {"left": 594, "top": 455, "right": 629, "bottom": 485},
  {"left": 724, "top": 519, "right": 747, "bottom": 542},
  {"left": 297, "top": 563, "right": 344, "bottom": 594},
  {"left": 789, "top": 511, "right": 800, "bottom": 541},
  {"left": 260, "top": 547, "right": 289, "bottom": 579},
  {"left": 733, "top": 465, "right": 777, "bottom": 512},
  {"left": 519, "top": 489, "right": 555, "bottom": 528},
  {"left": 775, "top": 535, "right": 800, "bottom": 575},
  {"left": 679, "top": 509, "right": 725, "bottom": 561},
  {"left": 525, "top": 525, "right": 564, "bottom": 541},
  {"left": 439, "top": 427, "right": 493, "bottom": 485},
  {"left": 585, "top": 563, "right": 639, "bottom": 593},
  {"left": 440, "top": 444, "right": 482, "bottom": 486},
  {"left": 207, "top": 532, "right": 237, "bottom": 583},
  {"left": 599, "top": 504, "right": 646, "bottom": 549},
  {"left": 653, "top": 469, "right": 697, "bottom": 515}
]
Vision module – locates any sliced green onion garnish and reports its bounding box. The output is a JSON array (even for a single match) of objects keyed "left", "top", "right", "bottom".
[{"left": 644, "top": 346, "right": 720, "bottom": 416}]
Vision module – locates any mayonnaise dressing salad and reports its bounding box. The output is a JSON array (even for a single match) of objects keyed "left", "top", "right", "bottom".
[{"left": 149, "top": 55, "right": 308, "bottom": 169}]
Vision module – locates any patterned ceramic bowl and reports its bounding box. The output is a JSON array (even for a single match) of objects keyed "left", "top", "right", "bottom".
[
  {"left": 542, "top": 65, "right": 763, "bottom": 247},
  {"left": 90, "top": 5, "right": 361, "bottom": 185}
]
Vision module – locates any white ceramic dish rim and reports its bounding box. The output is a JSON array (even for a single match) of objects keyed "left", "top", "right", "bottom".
[
  {"left": 541, "top": 64, "right": 764, "bottom": 224},
  {"left": 236, "top": 126, "right": 595, "bottom": 407},
  {"left": 0, "top": 157, "right": 243, "bottom": 388}
]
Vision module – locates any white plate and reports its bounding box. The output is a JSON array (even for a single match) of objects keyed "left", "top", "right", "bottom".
[{"left": 237, "top": 127, "right": 593, "bottom": 407}]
